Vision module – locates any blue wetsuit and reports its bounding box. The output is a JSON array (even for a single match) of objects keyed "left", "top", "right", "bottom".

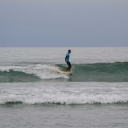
[
  {"left": 65, "top": 53, "right": 70, "bottom": 62},
  {"left": 65, "top": 53, "right": 72, "bottom": 71}
]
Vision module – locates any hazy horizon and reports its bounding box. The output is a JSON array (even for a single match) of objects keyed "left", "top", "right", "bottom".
[{"left": 0, "top": 0, "right": 128, "bottom": 47}]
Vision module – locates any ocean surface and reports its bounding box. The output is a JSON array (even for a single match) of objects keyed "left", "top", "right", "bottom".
[{"left": 0, "top": 47, "right": 128, "bottom": 128}]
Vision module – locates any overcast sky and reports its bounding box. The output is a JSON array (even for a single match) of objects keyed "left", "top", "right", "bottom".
[{"left": 0, "top": 0, "right": 128, "bottom": 47}]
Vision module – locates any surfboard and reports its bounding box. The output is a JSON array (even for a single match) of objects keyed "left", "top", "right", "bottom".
[{"left": 58, "top": 70, "right": 72, "bottom": 75}]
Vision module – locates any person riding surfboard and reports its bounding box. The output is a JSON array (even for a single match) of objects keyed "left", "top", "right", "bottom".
[{"left": 65, "top": 50, "right": 72, "bottom": 71}]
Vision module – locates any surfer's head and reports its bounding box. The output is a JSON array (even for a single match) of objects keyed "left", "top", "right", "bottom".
[{"left": 68, "top": 50, "right": 71, "bottom": 53}]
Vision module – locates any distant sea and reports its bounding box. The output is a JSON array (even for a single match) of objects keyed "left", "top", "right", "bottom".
[{"left": 0, "top": 47, "right": 128, "bottom": 128}]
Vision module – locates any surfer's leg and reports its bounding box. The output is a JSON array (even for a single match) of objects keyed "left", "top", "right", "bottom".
[
  {"left": 68, "top": 62, "right": 72, "bottom": 71},
  {"left": 66, "top": 62, "right": 71, "bottom": 71},
  {"left": 66, "top": 62, "right": 70, "bottom": 71}
]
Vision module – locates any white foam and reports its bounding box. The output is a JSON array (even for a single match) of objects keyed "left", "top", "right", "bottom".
[
  {"left": 0, "top": 93, "right": 128, "bottom": 105},
  {"left": 0, "top": 64, "right": 68, "bottom": 79},
  {"left": 0, "top": 82, "right": 128, "bottom": 105}
]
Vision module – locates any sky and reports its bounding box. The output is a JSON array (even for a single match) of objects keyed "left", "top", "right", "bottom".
[{"left": 0, "top": 0, "right": 128, "bottom": 47}]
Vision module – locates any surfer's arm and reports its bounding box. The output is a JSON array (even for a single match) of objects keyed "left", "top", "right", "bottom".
[{"left": 65, "top": 54, "right": 69, "bottom": 62}]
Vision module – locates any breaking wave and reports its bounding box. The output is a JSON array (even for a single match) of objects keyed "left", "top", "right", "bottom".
[
  {"left": 0, "top": 64, "right": 68, "bottom": 82},
  {"left": 0, "top": 62, "right": 128, "bottom": 82},
  {"left": 1, "top": 91, "right": 128, "bottom": 105}
]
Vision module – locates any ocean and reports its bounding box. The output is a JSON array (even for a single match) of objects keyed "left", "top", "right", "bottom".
[{"left": 0, "top": 47, "right": 128, "bottom": 128}]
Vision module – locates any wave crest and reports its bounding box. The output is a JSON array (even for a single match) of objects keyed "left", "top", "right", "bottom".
[
  {"left": 1, "top": 94, "right": 128, "bottom": 105},
  {"left": 0, "top": 64, "right": 68, "bottom": 81}
]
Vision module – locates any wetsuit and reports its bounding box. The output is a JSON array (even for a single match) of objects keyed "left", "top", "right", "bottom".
[{"left": 65, "top": 53, "right": 72, "bottom": 71}]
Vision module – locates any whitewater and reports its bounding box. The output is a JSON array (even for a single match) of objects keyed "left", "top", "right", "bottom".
[{"left": 0, "top": 82, "right": 128, "bottom": 105}]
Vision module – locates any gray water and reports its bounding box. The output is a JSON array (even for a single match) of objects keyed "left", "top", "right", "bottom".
[
  {"left": 0, "top": 47, "right": 128, "bottom": 128},
  {"left": 0, "top": 104, "right": 128, "bottom": 128}
]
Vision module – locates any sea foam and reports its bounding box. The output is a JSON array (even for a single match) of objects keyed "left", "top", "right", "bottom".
[
  {"left": 0, "top": 64, "right": 68, "bottom": 79},
  {"left": 0, "top": 82, "right": 128, "bottom": 105}
]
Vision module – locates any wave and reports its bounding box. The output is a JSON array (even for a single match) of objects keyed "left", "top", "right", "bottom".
[
  {"left": 0, "top": 62, "right": 128, "bottom": 82},
  {"left": 1, "top": 93, "right": 128, "bottom": 105},
  {"left": 0, "top": 64, "right": 68, "bottom": 82},
  {"left": 0, "top": 82, "right": 128, "bottom": 105},
  {"left": 58, "top": 62, "right": 128, "bottom": 82}
]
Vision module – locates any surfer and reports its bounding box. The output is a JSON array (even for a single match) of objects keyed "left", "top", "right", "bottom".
[{"left": 65, "top": 50, "right": 72, "bottom": 71}]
